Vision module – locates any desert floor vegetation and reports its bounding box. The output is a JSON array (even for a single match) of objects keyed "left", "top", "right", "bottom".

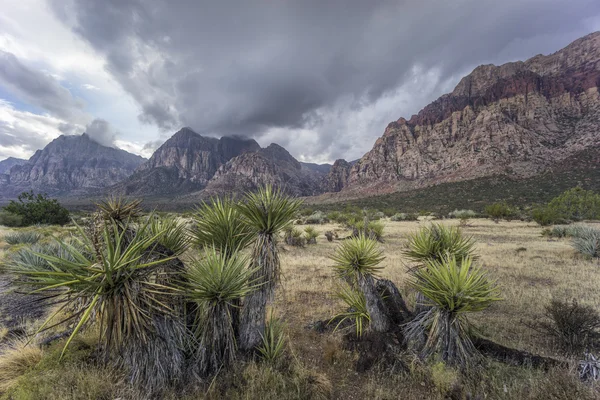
[{"left": 0, "top": 217, "right": 599, "bottom": 399}]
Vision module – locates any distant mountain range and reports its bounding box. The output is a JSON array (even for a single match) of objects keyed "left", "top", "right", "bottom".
[{"left": 1, "top": 32, "right": 599, "bottom": 206}]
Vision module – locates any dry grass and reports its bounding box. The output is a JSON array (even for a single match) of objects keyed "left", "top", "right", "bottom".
[
  {"left": 1, "top": 219, "right": 600, "bottom": 399},
  {"left": 0, "top": 339, "right": 43, "bottom": 392}
]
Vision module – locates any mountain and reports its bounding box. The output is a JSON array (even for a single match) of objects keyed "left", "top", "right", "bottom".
[
  {"left": 202, "top": 143, "right": 325, "bottom": 197},
  {"left": 112, "top": 128, "right": 261, "bottom": 196},
  {"left": 0, "top": 134, "right": 145, "bottom": 198},
  {"left": 335, "top": 31, "right": 600, "bottom": 197},
  {"left": 0, "top": 157, "right": 27, "bottom": 174}
]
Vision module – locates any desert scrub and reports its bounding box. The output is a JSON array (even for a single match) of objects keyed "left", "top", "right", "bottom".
[
  {"left": 304, "top": 226, "right": 319, "bottom": 244},
  {"left": 331, "top": 283, "right": 370, "bottom": 336},
  {"left": 390, "top": 212, "right": 419, "bottom": 221},
  {"left": 538, "top": 299, "right": 600, "bottom": 354},
  {"left": 0, "top": 339, "right": 43, "bottom": 392},
  {"left": 304, "top": 211, "right": 327, "bottom": 224},
  {"left": 484, "top": 202, "right": 515, "bottom": 222},
  {"left": 284, "top": 226, "right": 306, "bottom": 247}
]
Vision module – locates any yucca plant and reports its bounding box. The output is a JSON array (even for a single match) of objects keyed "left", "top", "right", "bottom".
[
  {"left": 185, "top": 248, "right": 257, "bottom": 375},
  {"left": 96, "top": 196, "right": 143, "bottom": 225},
  {"left": 331, "top": 235, "right": 389, "bottom": 332},
  {"left": 147, "top": 215, "right": 190, "bottom": 256},
  {"left": 7, "top": 240, "right": 84, "bottom": 271},
  {"left": 189, "top": 197, "right": 254, "bottom": 259},
  {"left": 237, "top": 185, "right": 303, "bottom": 351},
  {"left": 571, "top": 227, "right": 600, "bottom": 258},
  {"left": 257, "top": 311, "right": 286, "bottom": 362},
  {"left": 284, "top": 227, "right": 306, "bottom": 247},
  {"left": 404, "top": 223, "right": 477, "bottom": 265},
  {"left": 330, "top": 283, "right": 370, "bottom": 337},
  {"left": 304, "top": 226, "right": 319, "bottom": 245},
  {"left": 9, "top": 218, "right": 186, "bottom": 391},
  {"left": 4, "top": 230, "right": 43, "bottom": 245},
  {"left": 405, "top": 256, "right": 501, "bottom": 367}
]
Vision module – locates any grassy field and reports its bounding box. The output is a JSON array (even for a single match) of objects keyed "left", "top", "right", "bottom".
[{"left": 0, "top": 218, "right": 599, "bottom": 399}]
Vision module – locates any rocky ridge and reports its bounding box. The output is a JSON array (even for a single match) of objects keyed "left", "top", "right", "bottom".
[{"left": 340, "top": 31, "right": 600, "bottom": 196}]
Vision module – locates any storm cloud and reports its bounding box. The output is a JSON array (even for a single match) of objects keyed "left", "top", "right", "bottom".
[{"left": 32, "top": 0, "right": 600, "bottom": 161}]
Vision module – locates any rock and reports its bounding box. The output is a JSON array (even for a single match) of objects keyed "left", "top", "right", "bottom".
[
  {"left": 339, "top": 31, "right": 600, "bottom": 196},
  {"left": 324, "top": 159, "right": 352, "bottom": 192},
  {"left": 0, "top": 134, "right": 145, "bottom": 198},
  {"left": 0, "top": 157, "right": 27, "bottom": 174}
]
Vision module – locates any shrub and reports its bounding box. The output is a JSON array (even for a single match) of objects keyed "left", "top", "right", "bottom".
[
  {"left": 4, "top": 230, "right": 43, "bottom": 245},
  {"left": 304, "top": 226, "right": 319, "bottom": 244},
  {"left": 572, "top": 227, "right": 600, "bottom": 258},
  {"left": 326, "top": 211, "right": 342, "bottom": 222},
  {"left": 390, "top": 212, "right": 419, "bottom": 221},
  {"left": 382, "top": 208, "right": 397, "bottom": 217},
  {"left": 484, "top": 202, "right": 514, "bottom": 222},
  {"left": 538, "top": 299, "right": 600, "bottom": 354},
  {"left": 547, "top": 187, "right": 600, "bottom": 221},
  {"left": 3, "top": 191, "right": 70, "bottom": 226},
  {"left": 305, "top": 211, "right": 327, "bottom": 224},
  {"left": 448, "top": 209, "right": 477, "bottom": 219},
  {"left": 406, "top": 256, "right": 501, "bottom": 366},
  {"left": 532, "top": 206, "right": 560, "bottom": 226},
  {"left": 403, "top": 223, "right": 477, "bottom": 264},
  {"left": 0, "top": 211, "right": 23, "bottom": 227},
  {"left": 368, "top": 221, "right": 385, "bottom": 241}
]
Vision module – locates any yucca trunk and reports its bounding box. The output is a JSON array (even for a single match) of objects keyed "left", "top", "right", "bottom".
[
  {"left": 357, "top": 274, "right": 390, "bottom": 332},
  {"left": 198, "top": 302, "right": 238, "bottom": 375},
  {"left": 239, "top": 234, "right": 279, "bottom": 351}
]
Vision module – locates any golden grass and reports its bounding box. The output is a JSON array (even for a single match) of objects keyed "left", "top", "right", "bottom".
[
  {"left": 0, "top": 339, "right": 43, "bottom": 392},
  {"left": 1, "top": 218, "right": 599, "bottom": 399}
]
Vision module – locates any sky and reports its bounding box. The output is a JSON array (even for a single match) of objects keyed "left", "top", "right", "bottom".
[{"left": 0, "top": 0, "right": 599, "bottom": 164}]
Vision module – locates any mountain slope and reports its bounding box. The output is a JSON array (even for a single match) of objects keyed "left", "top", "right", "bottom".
[
  {"left": 0, "top": 134, "right": 145, "bottom": 198},
  {"left": 0, "top": 157, "right": 27, "bottom": 174},
  {"left": 340, "top": 31, "right": 600, "bottom": 197},
  {"left": 112, "top": 128, "right": 261, "bottom": 196},
  {"left": 202, "top": 143, "right": 325, "bottom": 197}
]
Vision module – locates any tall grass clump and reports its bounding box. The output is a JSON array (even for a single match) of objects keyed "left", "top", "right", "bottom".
[
  {"left": 0, "top": 339, "right": 43, "bottom": 392},
  {"left": 406, "top": 256, "right": 501, "bottom": 367},
  {"left": 331, "top": 235, "right": 389, "bottom": 332},
  {"left": 4, "top": 230, "right": 43, "bottom": 245},
  {"left": 237, "top": 185, "right": 302, "bottom": 351},
  {"left": 185, "top": 248, "right": 257, "bottom": 375},
  {"left": 403, "top": 223, "right": 477, "bottom": 265},
  {"left": 189, "top": 197, "right": 254, "bottom": 258}
]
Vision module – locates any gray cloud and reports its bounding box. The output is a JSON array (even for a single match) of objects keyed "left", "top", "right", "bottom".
[
  {"left": 0, "top": 50, "right": 87, "bottom": 123},
  {"left": 85, "top": 118, "right": 117, "bottom": 147},
  {"left": 52, "top": 0, "right": 600, "bottom": 161}
]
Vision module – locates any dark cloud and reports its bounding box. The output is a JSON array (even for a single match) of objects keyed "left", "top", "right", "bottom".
[
  {"left": 0, "top": 50, "right": 87, "bottom": 123},
  {"left": 52, "top": 0, "right": 600, "bottom": 161},
  {"left": 85, "top": 118, "right": 117, "bottom": 147}
]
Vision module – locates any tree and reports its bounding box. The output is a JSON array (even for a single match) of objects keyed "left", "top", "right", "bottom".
[
  {"left": 4, "top": 191, "right": 70, "bottom": 226},
  {"left": 237, "top": 185, "right": 302, "bottom": 351}
]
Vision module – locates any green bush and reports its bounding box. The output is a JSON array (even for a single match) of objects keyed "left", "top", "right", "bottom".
[
  {"left": 448, "top": 209, "right": 477, "bottom": 219},
  {"left": 3, "top": 191, "right": 70, "bottom": 226},
  {"left": 547, "top": 187, "right": 600, "bottom": 221},
  {"left": 0, "top": 211, "right": 23, "bottom": 227},
  {"left": 484, "top": 202, "right": 515, "bottom": 222},
  {"left": 532, "top": 206, "right": 560, "bottom": 226},
  {"left": 305, "top": 211, "right": 327, "bottom": 224},
  {"left": 390, "top": 212, "right": 419, "bottom": 221},
  {"left": 382, "top": 208, "right": 397, "bottom": 217},
  {"left": 404, "top": 223, "right": 477, "bottom": 264}
]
